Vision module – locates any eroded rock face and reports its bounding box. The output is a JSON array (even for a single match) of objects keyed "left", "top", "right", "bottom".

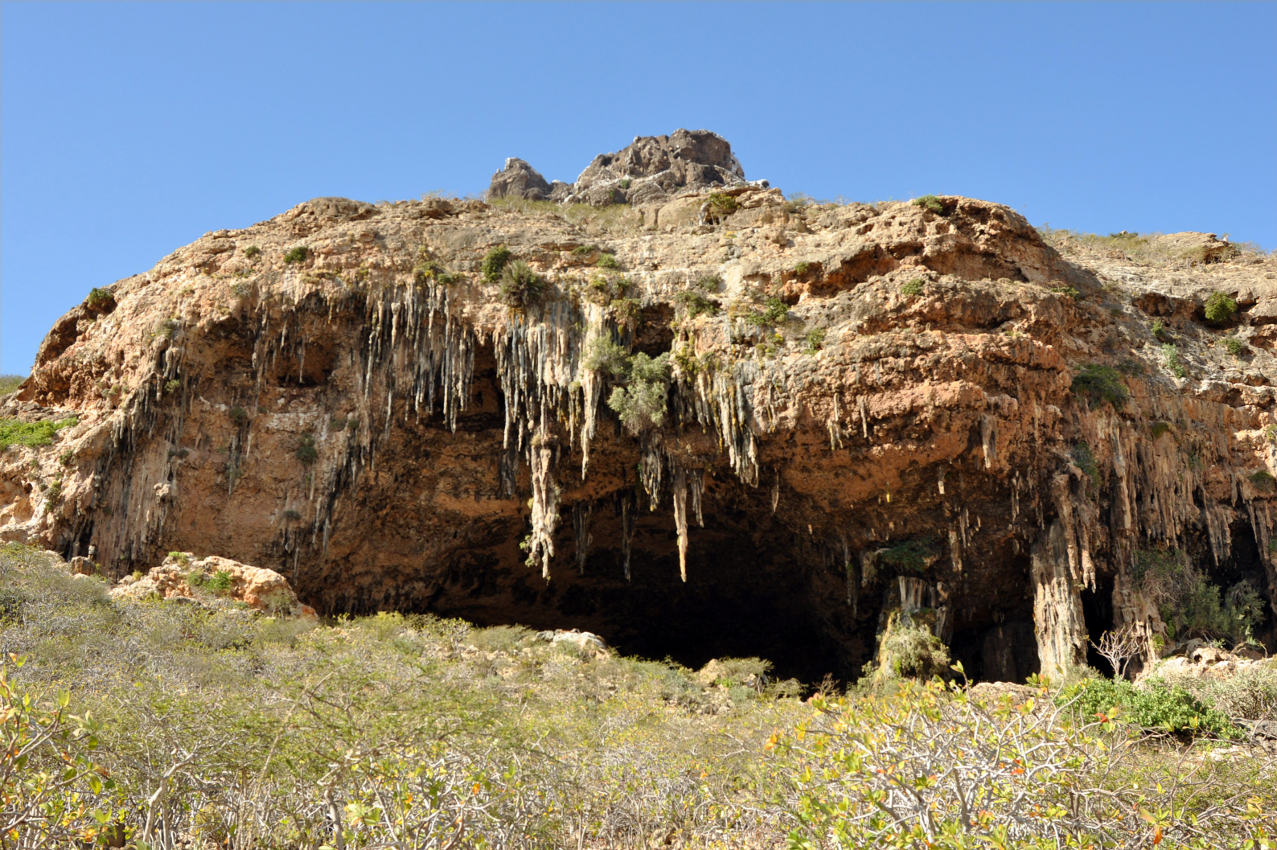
[{"left": 3, "top": 186, "right": 1277, "bottom": 682}]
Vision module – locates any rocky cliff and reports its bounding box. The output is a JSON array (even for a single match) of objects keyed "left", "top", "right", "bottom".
[{"left": 3, "top": 145, "right": 1276, "bottom": 682}]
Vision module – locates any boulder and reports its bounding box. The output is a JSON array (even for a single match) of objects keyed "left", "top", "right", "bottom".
[
  {"left": 110, "top": 552, "right": 312, "bottom": 617},
  {"left": 565, "top": 129, "right": 754, "bottom": 206}
]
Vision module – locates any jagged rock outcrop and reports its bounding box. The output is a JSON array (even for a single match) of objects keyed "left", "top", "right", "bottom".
[
  {"left": 3, "top": 166, "right": 1277, "bottom": 682},
  {"left": 486, "top": 158, "right": 554, "bottom": 202},
  {"left": 485, "top": 129, "right": 758, "bottom": 207}
]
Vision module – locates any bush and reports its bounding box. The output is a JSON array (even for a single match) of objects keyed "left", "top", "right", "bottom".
[
  {"left": 242, "top": 245, "right": 261, "bottom": 259},
  {"left": 1071, "top": 363, "right": 1128, "bottom": 407},
  {"left": 1162, "top": 343, "right": 1187, "bottom": 378},
  {"left": 912, "top": 194, "right": 946, "bottom": 215},
  {"left": 0, "top": 375, "right": 23, "bottom": 396},
  {"left": 596, "top": 253, "right": 620, "bottom": 269},
  {"left": 741, "top": 296, "right": 789, "bottom": 329},
  {"left": 583, "top": 336, "right": 630, "bottom": 379},
  {"left": 283, "top": 245, "right": 308, "bottom": 264},
  {"left": 1059, "top": 677, "right": 1239, "bottom": 738},
  {"left": 229, "top": 406, "right": 248, "bottom": 426},
  {"left": 874, "top": 619, "right": 951, "bottom": 680},
  {"left": 1204, "top": 291, "right": 1239, "bottom": 325},
  {"left": 295, "top": 434, "right": 317, "bottom": 465},
  {"left": 86, "top": 286, "right": 116, "bottom": 309},
  {"left": 497, "top": 260, "right": 547, "bottom": 308},
  {"left": 674, "top": 289, "right": 719, "bottom": 318},
  {"left": 606, "top": 352, "right": 671, "bottom": 434},
  {"left": 900, "top": 278, "right": 925, "bottom": 296},
  {"left": 1222, "top": 336, "right": 1247, "bottom": 356},
  {"left": 0, "top": 416, "right": 77, "bottom": 450},
  {"left": 876, "top": 538, "right": 935, "bottom": 572},
  {"left": 480, "top": 245, "right": 512, "bottom": 282},
  {"left": 705, "top": 192, "right": 738, "bottom": 220},
  {"left": 804, "top": 327, "right": 827, "bottom": 353},
  {"left": 1133, "top": 547, "right": 1261, "bottom": 644}
]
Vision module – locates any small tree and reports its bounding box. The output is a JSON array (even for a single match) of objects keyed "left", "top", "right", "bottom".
[{"left": 1092, "top": 626, "right": 1145, "bottom": 680}]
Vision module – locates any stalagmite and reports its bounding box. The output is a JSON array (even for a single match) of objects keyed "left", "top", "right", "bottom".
[{"left": 620, "top": 493, "right": 636, "bottom": 582}]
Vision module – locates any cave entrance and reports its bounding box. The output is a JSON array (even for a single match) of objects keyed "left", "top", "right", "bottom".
[
  {"left": 417, "top": 489, "right": 869, "bottom": 686},
  {"left": 1081, "top": 575, "right": 1116, "bottom": 675}
]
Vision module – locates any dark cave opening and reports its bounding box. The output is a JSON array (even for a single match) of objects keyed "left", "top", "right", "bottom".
[{"left": 1081, "top": 575, "right": 1116, "bottom": 676}]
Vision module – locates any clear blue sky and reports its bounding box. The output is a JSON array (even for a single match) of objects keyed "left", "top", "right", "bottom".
[{"left": 3, "top": 1, "right": 1275, "bottom": 374}]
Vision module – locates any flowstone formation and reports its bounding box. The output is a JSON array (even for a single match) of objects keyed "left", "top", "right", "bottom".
[{"left": 3, "top": 138, "right": 1277, "bottom": 683}]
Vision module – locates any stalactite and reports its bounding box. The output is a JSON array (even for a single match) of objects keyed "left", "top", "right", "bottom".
[
  {"left": 689, "top": 470, "right": 704, "bottom": 527},
  {"left": 572, "top": 502, "right": 592, "bottom": 576},
  {"left": 827, "top": 395, "right": 844, "bottom": 451},
  {"left": 639, "top": 433, "right": 664, "bottom": 510},
  {"left": 527, "top": 427, "right": 560, "bottom": 581},
  {"left": 672, "top": 466, "right": 689, "bottom": 582},
  {"left": 620, "top": 492, "right": 636, "bottom": 582}
]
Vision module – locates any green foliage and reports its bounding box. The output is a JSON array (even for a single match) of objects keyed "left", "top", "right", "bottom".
[
  {"left": 571, "top": 243, "right": 599, "bottom": 256},
  {"left": 86, "top": 286, "right": 116, "bottom": 309},
  {"left": 295, "top": 434, "right": 318, "bottom": 465},
  {"left": 674, "top": 289, "right": 719, "bottom": 318},
  {"left": 1059, "top": 677, "right": 1239, "bottom": 738},
  {"left": 0, "top": 375, "right": 23, "bottom": 396},
  {"left": 163, "top": 378, "right": 182, "bottom": 394},
  {"left": 1149, "top": 420, "right": 1173, "bottom": 439},
  {"left": 742, "top": 296, "right": 790, "bottom": 329},
  {"left": 228, "top": 406, "right": 248, "bottom": 426},
  {"left": 1151, "top": 318, "right": 1173, "bottom": 342},
  {"left": 876, "top": 538, "right": 936, "bottom": 573},
  {"left": 1203, "top": 291, "right": 1239, "bottom": 325},
  {"left": 242, "top": 244, "right": 261, "bottom": 259},
  {"left": 705, "top": 192, "right": 739, "bottom": 220},
  {"left": 282, "top": 245, "right": 309, "bottom": 264},
  {"left": 583, "top": 335, "right": 631, "bottom": 379},
  {"left": 1221, "top": 336, "right": 1247, "bottom": 356},
  {"left": 792, "top": 261, "right": 811, "bottom": 276},
  {"left": 1154, "top": 658, "right": 1277, "bottom": 721},
  {"left": 1162, "top": 343, "right": 1187, "bottom": 378},
  {"left": 1133, "top": 547, "right": 1261, "bottom": 643},
  {"left": 912, "top": 194, "right": 946, "bottom": 214},
  {"left": 1050, "top": 283, "right": 1081, "bottom": 300},
  {"left": 480, "top": 245, "right": 512, "bottom": 282},
  {"left": 1071, "top": 441, "right": 1101, "bottom": 487},
  {"left": 804, "top": 327, "right": 827, "bottom": 354},
  {"left": 584, "top": 272, "right": 632, "bottom": 306},
  {"left": 692, "top": 273, "right": 722, "bottom": 293},
  {"left": 1250, "top": 469, "right": 1276, "bottom": 492},
  {"left": 607, "top": 352, "right": 671, "bottom": 434},
  {"left": 497, "top": 260, "right": 548, "bottom": 308},
  {"left": 873, "top": 618, "right": 951, "bottom": 680},
  {"left": 187, "top": 568, "right": 233, "bottom": 595},
  {"left": 0, "top": 416, "right": 77, "bottom": 450},
  {"left": 595, "top": 253, "right": 620, "bottom": 269},
  {"left": 900, "top": 278, "right": 926, "bottom": 296},
  {"left": 1071, "top": 363, "right": 1129, "bottom": 407}
]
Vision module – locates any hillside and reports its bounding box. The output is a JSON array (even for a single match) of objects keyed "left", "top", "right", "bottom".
[{"left": 2, "top": 132, "right": 1277, "bottom": 687}]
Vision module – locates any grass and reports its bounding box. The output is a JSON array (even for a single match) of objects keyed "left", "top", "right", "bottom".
[
  {"left": 0, "top": 416, "right": 77, "bottom": 450},
  {"left": 0, "top": 375, "right": 24, "bottom": 396},
  {"left": 0, "top": 544, "right": 1274, "bottom": 847}
]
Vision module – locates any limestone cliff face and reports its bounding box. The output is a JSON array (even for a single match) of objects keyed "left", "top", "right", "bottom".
[{"left": 3, "top": 188, "right": 1276, "bottom": 681}]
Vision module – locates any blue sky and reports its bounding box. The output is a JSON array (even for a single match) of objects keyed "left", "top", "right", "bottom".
[{"left": 2, "top": 1, "right": 1274, "bottom": 374}]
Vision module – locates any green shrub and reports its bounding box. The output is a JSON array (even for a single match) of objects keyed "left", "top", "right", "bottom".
[
  {"left": 1050, "top": 284, "right": 1081, "bottom": 300},
  {"left": 1203, "top": 291, "right": 1239, "bottom": 325},
  {"left": 596, "top": 253, "right": 620, "bottom": 269},
  {"left": 873, "top": 618, "right": 951, "bottom": 680},
  {"left": 497, "top": 261, "right": 547, "bottom": 308},
  {"left": 295, "top": 434, "right": 318, "bottom": 465},
  {"left": 283, "top": 245, "right": 308, "bottom": 264},
  {"left": 692, "top": 274, "right": 722, "bottom": 293},
  {"left": 1133, "top": 547, "right": 1260, "bottom": 643},
  {"left": 0, "top": 416, "right": 77, "bottom": 450},
  {"left": 705, "top": 192, "right": 738, "bottom": 220},
  {"left": 1162, "top": 343, "right": 1187, "bottom": 378},
  {"left": 1059, "top": 677, "right": 1239, "bottom": 738},
  {"left": 900, "top": 278, "right": 926, "bottom": 296},
  {"left": 912, "top": 194, "right": 946, "bottom": 215},
  {"left": 0, "top": 375, "right": 23, "bottom": 396},
  {"left": 1151, "top": 319, "right": 1172, "bottom": 342},
  {"left": 742, "top": 296, "right": 789, "bottom": 329},
  {"left": 229, "top": 406, "right": 248, "bottom": 426},
  {"left": 804, "top": 327, "right": 827, "bottom": 353},
  {"left": 571, "top": 244, "right": 598, "bottom": 257},
  {"left": 163, "top": 378, "right": 182, "bottom": 394},
  {"left": 876, "top": 538, "right": 935, "bottom": 572},
  {"left": 606, "top": 352, "right": 671, "bottom": 434},
  {"left": 1250, "top": 469, "right": 1276, "bottom": 491},
  {"left": 793, "top": 261, "right": 811, "bottom": 276},
  {"left": 481, "top": 245, "right": 512, "bottom": 282},
  {"left": 1070, "top": 364, "right": 1128, "bottom": 406},
  {"left": 1221, "top": 336, "right": 1247, "bottom": 356},
  {"left": 86, "top": 287, "right": 115, "bottom": 309},
  {"left": 674, "top": 289, "right": 719, "bottom": 318},
  {"left": 1071, "top": 441, "right": 1101, "bottom": 487},
  {"left": 242, "top": 245, "right": 261, "bottom": 259},
  {"left": 1149, "top": 420, "right": 1172, "bottom": 439},
  {"left": 583, "top": 336, "right": 630, "bottom": 379}
]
